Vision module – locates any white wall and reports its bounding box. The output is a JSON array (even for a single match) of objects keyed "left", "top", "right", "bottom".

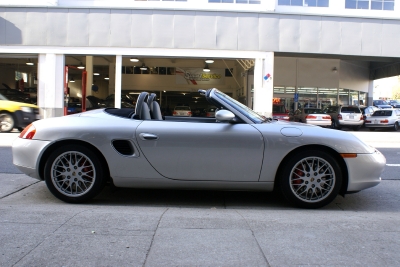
[{"left": 339, "top": 60, "right": 370, "bottom": 92}]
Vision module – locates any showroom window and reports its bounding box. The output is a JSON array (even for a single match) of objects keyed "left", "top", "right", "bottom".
[
  {"left": 278, "top": 0, "right": 329, "bottom": 6},
  {"left": 345, "top": 0, "right": 368, "bottom": 9},
  {"left": 371, "top": 0, "right": 395, "bottom": 10}
]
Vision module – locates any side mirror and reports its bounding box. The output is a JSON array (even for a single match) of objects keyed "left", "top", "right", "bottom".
[{"left": 215, "top": 110, "right": 235, "bottom": 122}]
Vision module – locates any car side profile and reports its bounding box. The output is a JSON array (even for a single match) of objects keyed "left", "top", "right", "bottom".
[{"left": 12, "top": 89, "right": 386, "bottom": 209}]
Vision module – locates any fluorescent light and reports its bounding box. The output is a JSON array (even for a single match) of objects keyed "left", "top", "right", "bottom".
[
  {"left": 77, "top": 62, "right": 85, "bottom": 69},
  {"left": 203, "top": 64, "right": 210, "bottom": 72},
  {"left": 93, "top": 72, "right": 100, "bottom": 76},
  {"left": 104, "top": 76, "right": 109, "bottom": 80},
  {"left": 140, "top": 63, "right": 147, "bottom": 70},
  {"left": 130, "top": 58, "right": 139, "bottom": 62},
  {"left": 205, "top": 59, "right": 214, "bottom": 64}
]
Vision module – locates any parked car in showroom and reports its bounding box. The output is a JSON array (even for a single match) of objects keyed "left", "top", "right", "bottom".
[
  {"left": 323, "top": 105, "right": 363, "bottom": 130},
  {"left": 173, "top": 106, "right": 192, "bottom": 116},
  {"left": 0, "top": 93, "right": 40, "bottom": 132},
  {"left": 373, "top": 99, "right": 392, "bottom": 109},
  {"left": 388, "top": 100, "right": 400, "bottom": 108},
  {"left": 272, "top": 104, "right": 289, "bottom": 121},
  {"left": 289, "top": 108, "right": 331, "bottom": 127},
  {"left": 12, "top": 88, "right": 386, "bottom": 209},
  {"left": 364, "top": 109, "right": 400, "bottom": 131},
  {"left": 0, "top": 87, "right": 33, "bottom": 104}
]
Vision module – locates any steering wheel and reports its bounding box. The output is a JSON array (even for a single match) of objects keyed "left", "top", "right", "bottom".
[{"left": 133, "top": 92, "right": 149, "bottom": 119}]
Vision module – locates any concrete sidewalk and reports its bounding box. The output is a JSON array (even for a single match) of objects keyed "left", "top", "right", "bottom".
[{"left": 1, "top": 174, "right": 400, "bottom": 266}]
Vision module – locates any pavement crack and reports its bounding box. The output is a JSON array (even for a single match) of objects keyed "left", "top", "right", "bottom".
[
  {"left": 142, "top": 207, "right": 169, "bottom": 267},
  {"left": 0, "top": 180, "right": 40, "bottom": 200},
  {"left": 236, "top": 210, "right": 271, "bottom": 267}
]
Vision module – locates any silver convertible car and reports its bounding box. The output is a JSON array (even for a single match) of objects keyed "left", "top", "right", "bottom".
[{"left": 12, "top": 89, "right": 386, "bottom": 209}]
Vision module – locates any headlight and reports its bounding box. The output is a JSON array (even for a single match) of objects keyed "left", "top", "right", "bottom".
[{"left": 20, "top": 106, "right": 33, "bottom": 113}]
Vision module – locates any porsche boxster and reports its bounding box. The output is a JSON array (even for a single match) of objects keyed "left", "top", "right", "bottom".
[{"left": 12, "top": 88, "right": 386, "bottom": 208}]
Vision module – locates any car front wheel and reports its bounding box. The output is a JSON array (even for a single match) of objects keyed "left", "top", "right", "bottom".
[
  {"left": 279, "top": 150, "right": 342, "bottom": 209},
  {"left": 44, "top": 145, "right": 107, "bottom": 203}
]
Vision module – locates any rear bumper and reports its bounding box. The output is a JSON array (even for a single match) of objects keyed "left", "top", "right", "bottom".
[
  {"left": 306, "top": 120, "right": 331, "bottom": 127},
  {"left": 365, "top": 124, "right": 394, "bottom": 128},
  {"left": 338, "top": 120, "right": 363, "bottom": 126}
]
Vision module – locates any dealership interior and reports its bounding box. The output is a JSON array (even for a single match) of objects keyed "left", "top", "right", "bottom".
[{"left": 0, "top": 53, "right": 397, "bottom": 117}]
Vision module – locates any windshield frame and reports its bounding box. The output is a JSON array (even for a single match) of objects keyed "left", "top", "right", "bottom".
[{"left": 212, "top": 89, "right": 265, "bottom": 123}]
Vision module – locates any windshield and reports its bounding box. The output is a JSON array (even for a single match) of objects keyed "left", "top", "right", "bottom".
[
  {"left": 214, "top": 89, "right": 265, "bottom": 123},
  {"left": 374, "top": 100, "right": 388, "bottom": 105},
  {"left": 175, "top": 106, "right": 190, "bottom": 110},
  {"left": 0, "top": 93, "right": 8, "bottom": 100}
]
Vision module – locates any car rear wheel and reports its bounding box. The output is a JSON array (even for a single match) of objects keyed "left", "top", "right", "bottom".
[
  {"left": 279, "top": 150, "right": 342, "bottom": 209},
  {"left": 394, "top": 122, "right": 399, "bottom": 131},
  {"left": 44, "top": 145, "right": 107, "bottom": 203},
  {"left": 0, "top": 113, "right": 14, "bottom": 132}
]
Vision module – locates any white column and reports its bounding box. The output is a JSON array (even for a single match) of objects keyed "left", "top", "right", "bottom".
[
  {"left": 253, "top": 52, "right": 274, "bottom": 118},
  {"left": 115, "top": 55, "right": 122, "bottom": 109},
  {"left": 368, "top": 80, "right": 374, "bottom": 106},
  {"left": 37, "top": 53, "right": 64, "bottom": 118},
  {"left": 86, "top": 56, "right": 93, "bottom": 96}
]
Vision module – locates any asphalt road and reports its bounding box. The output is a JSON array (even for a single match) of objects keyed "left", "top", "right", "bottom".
[{"left": 1, "top": 130, "right": 400, "bottom": 266}]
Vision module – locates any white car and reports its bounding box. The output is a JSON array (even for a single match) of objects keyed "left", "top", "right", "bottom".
[
  {"left": 365, "top": 109, "right": 400, "bottom": 131},
  {"left": 173, "top": 106, "right": 192, "bottom": 116},
  {"left": 290, "top": 108, "right": 331, "bottom": 127}
]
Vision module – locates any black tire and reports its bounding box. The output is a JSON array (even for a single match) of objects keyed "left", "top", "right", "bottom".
[
  {"left": 0, "top": 113, "right": 15, "bottom": 133},
  {"left": 369, "top": 128, "right": 375, "bottom": 131},
  {"left": 279, "top": 150, "right": 342, "bottom": 209},
  {"left": 394, "top": 122, "right": 399, "bottom": 131},
  {"left": 44, "top": 144, "right": 107, "bottom": 203},
  {"left": 353, "top": 125, "right": 361, "bottom": 131}
]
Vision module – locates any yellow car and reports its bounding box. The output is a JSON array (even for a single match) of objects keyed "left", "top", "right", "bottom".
[{"left": 0, "top": 93, "right": 40, "bottom": 132}]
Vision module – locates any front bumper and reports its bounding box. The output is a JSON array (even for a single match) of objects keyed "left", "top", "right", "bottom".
[
  {"left": 12, "top": 137, "right": 51, "bottom": 180},
  {"left": 345, "top": 149, "right": 386, "bottom": 192},
  {"left": 14, "top": 110, "right": 40, "bottom": 128}
]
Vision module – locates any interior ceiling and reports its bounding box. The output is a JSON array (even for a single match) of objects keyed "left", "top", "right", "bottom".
[{"left": 1, "top": 53, "right": 400, "bottom": 80}]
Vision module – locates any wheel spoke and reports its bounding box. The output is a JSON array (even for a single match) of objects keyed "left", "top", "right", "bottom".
[
  {"left": 289, "top": 156, "right": 336, "bottom": 203},
  {"left": 51, "top": 151, "right": 96, "bottom": 197}
]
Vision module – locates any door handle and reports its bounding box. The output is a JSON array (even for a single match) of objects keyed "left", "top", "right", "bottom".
[{"left": 139, "top": 133, "right": 159, "bottom": 140}]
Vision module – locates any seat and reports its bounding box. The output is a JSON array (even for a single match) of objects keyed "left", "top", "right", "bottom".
[
  {"left": 147, "top": 93, "right": 163, "bottom": 120},
  {"left": 131, "top": 92, "right": 151, "bottom": 120}
]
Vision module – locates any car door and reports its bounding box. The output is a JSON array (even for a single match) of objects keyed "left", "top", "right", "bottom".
[{"left": 136, "top": 120, "right": 264, "bottom": 181}]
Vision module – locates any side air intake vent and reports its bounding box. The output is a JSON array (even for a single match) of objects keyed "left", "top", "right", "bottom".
[{"left": 112, "top": 140, "right": 134, "bottom": 156}]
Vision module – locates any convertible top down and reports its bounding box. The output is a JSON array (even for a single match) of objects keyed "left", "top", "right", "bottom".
[{"left": 12, "top": 88, "right": 386, "bottom": 208}]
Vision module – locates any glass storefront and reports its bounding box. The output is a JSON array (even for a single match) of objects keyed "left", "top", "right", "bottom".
[{"left": 273, "top": 86, "right": 367, "bottom": 111}]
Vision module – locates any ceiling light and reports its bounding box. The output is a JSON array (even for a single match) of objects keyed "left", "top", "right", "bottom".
[
  {"left": 203, "top": 64, "right": 210, "bottom": 72},
  {"left": 205, "top": 59, "right": 214, "bottom": 64},
  {"left": 77, "top": 62, "right": 85, "bottom": 69},
  {"left": 140, "top": 63, "right": 147, "bottom": 71},
  {"left": 104, "top": 76, "right": 109, "bottom": 80},
  {"left": 70, "top": 77, "right": 75, "bottom": 82},
  {"left": 93, "top": 72, "right": 100, "bottom": 76},
  {"left": 332, "top": 67, "right": 338, "bottom": 73},
  {"left": 26, "top": 59, "right": 34, "bottom": 66},
  {"left": 130, "top": 58, "right": 139, "bottom": 62}
]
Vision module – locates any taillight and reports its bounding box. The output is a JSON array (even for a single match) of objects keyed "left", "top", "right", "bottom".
[
  {"left": 173, "top": 111, "right": 177, "bottom": 115},
  {"left": 365, "top": 120, "right": 371, "bottom": 123},
  {"left": 360, "top": 115, "right": 363, "bottom": 120},
  {"left": 380, "top": 119, "right": 389, "bottom": 123},
  {"left": 188, "top": 111, "right": 192, "bottom": 116},
  {"left": 206, "top": 113, "right": 210, "bottom": 117},
  {"left": 306, "top": 115, "right": 317, "bottom": 119},
  {"left": 322, "top": 116, "right": 331, "bottom": 120},
  {"left": 19, "top": 124, "right": 36, "bottom": 139},
  {"left": 338, "top": 114, "right": 342, "bottom": 120}
]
